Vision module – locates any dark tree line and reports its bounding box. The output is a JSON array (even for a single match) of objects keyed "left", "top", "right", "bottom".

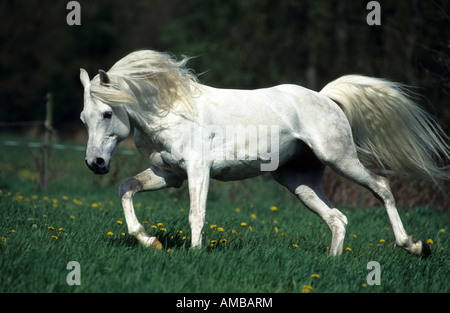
[{"left": 1, "top": 0, "right": 448, "bottom": 134}]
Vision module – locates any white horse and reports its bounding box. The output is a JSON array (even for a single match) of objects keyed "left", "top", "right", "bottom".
[{"left": 80, "top": 50, "right": 449, "bottom": 257}]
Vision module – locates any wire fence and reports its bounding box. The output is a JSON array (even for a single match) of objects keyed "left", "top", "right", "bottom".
[
  {"left": 1, "top": 140, "right": 135, "bottom": 155},
  {"left": 1, "top": 93, "right": 58, "bottom": 190}
]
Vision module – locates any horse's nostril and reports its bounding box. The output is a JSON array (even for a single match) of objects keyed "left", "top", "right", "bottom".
[
  {"left": 85, "top": 158, "right": 109, "bottom": 175},
  {"left": 95, "top": 158, "right": 105, "bottom": 167}
]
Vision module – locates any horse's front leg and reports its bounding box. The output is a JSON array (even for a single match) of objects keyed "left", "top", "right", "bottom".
[
  {"left": 187, "top": 161, "right": 210, "bottom": 248},
  {"left": 119, "top": 166, "right": 183, "bottom": 249}
]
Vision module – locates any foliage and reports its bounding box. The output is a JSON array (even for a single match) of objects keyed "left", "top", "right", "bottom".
[{"left": 1, "top": 0, "right": 449, "bottom": 133}]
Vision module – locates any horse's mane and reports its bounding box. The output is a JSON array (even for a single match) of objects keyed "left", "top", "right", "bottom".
[{"left": 89, "top": 50, "right": 198, "bottom": 115}]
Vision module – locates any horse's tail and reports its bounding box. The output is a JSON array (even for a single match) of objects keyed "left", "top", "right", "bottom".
[{"left": 320, "top": 74, "right": 449, "bottom": 183}]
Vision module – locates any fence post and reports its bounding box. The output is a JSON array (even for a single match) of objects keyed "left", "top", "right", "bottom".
[{"left": 42, "top": 92, "right": 53, "bottom": 191}]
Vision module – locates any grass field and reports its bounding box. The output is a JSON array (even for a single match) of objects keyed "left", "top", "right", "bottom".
[{"left": 0, "top": 134, "right": 449, "bottom": 293}]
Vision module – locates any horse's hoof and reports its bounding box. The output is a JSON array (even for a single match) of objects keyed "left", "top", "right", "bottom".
[
  {"left": 151, "top": 239, "right": 163, "bottom": 250},
  {"left": 421, "top": 241, "right": 431, "bottom": 258}
]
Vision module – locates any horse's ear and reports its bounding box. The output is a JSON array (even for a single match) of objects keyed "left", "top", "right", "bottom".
[
  {"left": 99, "top": 69, "right": 110, "bottom": 85},
  {"left": 80, "top": 68, "right": 90, "bottom": 88}
]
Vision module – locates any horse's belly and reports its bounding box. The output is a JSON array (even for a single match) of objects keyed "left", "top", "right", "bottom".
[
  {"left": 209, "top": 142, "right": 299, "bottom": 181},
  {"left": 209, "top": 160, "right": 267, "bottom": 181}
]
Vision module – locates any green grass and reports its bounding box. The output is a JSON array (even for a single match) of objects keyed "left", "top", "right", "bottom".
[{"left": 0, "top": 135, "right": 449, "bottom": 293}]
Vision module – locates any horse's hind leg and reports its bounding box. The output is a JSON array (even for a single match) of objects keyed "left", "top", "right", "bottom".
[
  {"left": 272, "top": 155, "right": 348, "bottom": 256},
  {"left": 324, "top": 152, "right": 431, "bottom": 257}
]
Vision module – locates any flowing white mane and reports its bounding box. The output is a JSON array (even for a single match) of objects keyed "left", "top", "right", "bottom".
[{"left": 89, "top": 50, "right": 198, "bottom": 115}]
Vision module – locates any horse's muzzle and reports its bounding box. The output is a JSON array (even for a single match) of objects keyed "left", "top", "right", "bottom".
[{"left": 85, "top": 158, "right": 110, "bottom": 175}]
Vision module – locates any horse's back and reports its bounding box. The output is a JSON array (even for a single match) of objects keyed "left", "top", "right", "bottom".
[{"left": 196, "top": 83, "right": 338, "bottom": 127}]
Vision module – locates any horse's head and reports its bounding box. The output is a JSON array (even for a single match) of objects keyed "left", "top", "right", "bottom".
[{"left": 79, "top": 69, "right": 130, "bottom": 175}]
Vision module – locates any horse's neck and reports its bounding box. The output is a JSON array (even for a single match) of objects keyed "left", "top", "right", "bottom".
[{"left": 126, "top": 105, "right": 190, "bottom": 143}]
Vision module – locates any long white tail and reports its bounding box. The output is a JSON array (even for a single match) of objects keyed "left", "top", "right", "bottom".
[{"left": 320, "top": 75, "right": 449, "bottom": 182}]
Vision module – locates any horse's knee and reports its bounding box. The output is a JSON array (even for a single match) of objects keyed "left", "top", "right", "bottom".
[{"left": 118, "top": 177, "right": 142, "bottom": 199}]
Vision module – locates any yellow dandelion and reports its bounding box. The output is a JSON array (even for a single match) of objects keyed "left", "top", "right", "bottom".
[
  {"left": 14, "top": 194, "right": 24, "bottom": 201},
  {"left": 92, "top": 203, "right": 99, "bottom": 208},
  {"left": 1, "top": 237, "right": 7, "bottom": 242},
  {"left": 51, "top": 235, "right": 58, "bottom": 240},
  {"left": 43, "top": 214, "right": 48, "bottom": 218},
  {"left": 28, "top": 218, "right": 35, "bottom": 221},
  {"left": 217, "top": 227, "right": 224, "bottom": 232},
  {"left": 73, "top": 199, "right": 81, "bottom": 205},
  {"left": 292, "top": 244, "right": 299, "bottom": 248},
  {"left": 107, "top": 232, "right": 113, "bottom": 236},
  {"left": 274, "top": 227, "right": 279, "bottom": 233},
  {"left": 121, "top": 232, "right": 125, "bottom": 236},
  {"left": 220, "top": 239, "right": 227, "bottom": 243},
  {"left": 10, "top": 229, "right": 16, "bottom": 233},
  {"left": 235, "top": 208, "right": 241, "bottom": 213},
  {"left": 440, "top": 229, "right": 445, "bottom": 233},
  {"left": 427, "top": 239, "right": 433, "bottom": 245},
  {"left": 117, "top": 220, "right": 123, "bottom": 225},
  {"left": 32, "top": 195, "right": 38, "bottom": 200},
  {"left": 311, "top": 274, "right": 320, "bottom": 278},
  {"left": 157, "top": 222, "right": 163, "bottom": 227},
  {"left": 241, "top": 222, "right": 247, "bottom": 226},
  {"left": 58, "top": 227, "right": 64, "bottom": 231},
  {"left": 362, "top": 283, "right": 367, "bottom": 288},
  {"left": 301, "top": 285, "right": 313, "bottom": 293},
  {"left": 70, "top": 215, "right": 75, "bottom": 220},
  {"left": 160, "top": 228, "right": 167, "bottom": 232},
  {"left": 231, "top": 230, "right": 237, "bottom": 234},
  {"left": 384, "top": 227, "right": 390, "bottom": 231},
  {"left": 167, "top": 249, "right": 174, "bottom": 253},
  {"left": 249, "top": 226, "right": 253, "bottom": 231},
  {"left": 250, "top": 213, "right": 257, "bottom": 219},
  {"left": 62, "top": 196, "right": 68, "bottom": 201},
  {"left": 177, "top": 230, "right": 183, "bottom": 234},
  {"left": 48, "top": 226, "right": 55, "bottom": 230},
  {"left": 151, "top": 225, "right": 157, "bottom": 229},
  {"left": 379, "top": 239, "right": 385, "bottom": 243},
  {"left": 346, "top": 247, "right": 352, "bottom": 251},
  {"left": 270, "top": 206, "right": 278, "bottom": 212},
  {"left": 210, "top": 224, "right": 217, "bottom": 229},
  {"left": 43, "top": 196, "right": 50, "bottom": 201},
  {"left": 352, "top": 234, "right": 357, "bottom": 238}
]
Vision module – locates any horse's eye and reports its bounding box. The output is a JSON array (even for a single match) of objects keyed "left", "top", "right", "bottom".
[{"left": 103, "top": 111, "right": 113, "bottom": 119}]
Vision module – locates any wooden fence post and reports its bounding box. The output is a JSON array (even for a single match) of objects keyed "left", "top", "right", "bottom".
[{"left": 42, "top": 92, "right": 53, "bottom": 191}]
